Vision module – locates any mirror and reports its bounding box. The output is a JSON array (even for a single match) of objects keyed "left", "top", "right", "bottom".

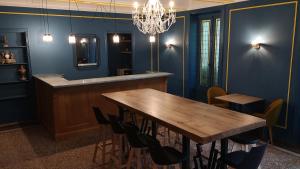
[{"left": 74, "top": 34, "right": 100, "bottom": 68}]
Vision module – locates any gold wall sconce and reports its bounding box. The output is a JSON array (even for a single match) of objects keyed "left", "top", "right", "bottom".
[
  {"left": 251, "top": 37, "right": 263, "bottom": 49},
  {"left": 166, "top": 39, "right": 176, "bottom": 48}
]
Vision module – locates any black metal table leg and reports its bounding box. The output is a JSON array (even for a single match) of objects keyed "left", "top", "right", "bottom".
[
  {"left": 220, "top": 138, "right": 228, "bottom": 169},
  {"left": 151, "top": 121, "right": 157, "bottom": 138},
  {"left": 118, "top": 106, "right": 125, "bottom": 121},
  {"left": 182, "top": 136, "right": 190, "bottom": 169}
]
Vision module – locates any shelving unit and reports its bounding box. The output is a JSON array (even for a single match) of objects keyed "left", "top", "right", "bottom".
[
  {"left": 108, "top": 33, "right": 133, "bottom": 76},
  {"left": 0, "top": 29, "right": 32, "bottom": 124}
]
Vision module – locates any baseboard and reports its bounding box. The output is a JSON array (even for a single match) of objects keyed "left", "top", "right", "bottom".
[{"left": 0, "top": 121, "right": 38, "bottom": 132}]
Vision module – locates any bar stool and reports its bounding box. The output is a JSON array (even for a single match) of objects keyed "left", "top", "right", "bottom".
[
  {"left": 92, "top": 107, "right": 112, "bottom": 167},
  {"left": 123, "top": 122, "right": 156, "bottom": 169},
  {"left": 148, "top": 134, "right": 185, "bottom": 169},
  {"left": 107, "top": 115, "right": 128, "bottom": 169}
]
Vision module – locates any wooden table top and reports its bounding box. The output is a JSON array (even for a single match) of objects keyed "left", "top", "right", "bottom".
[
  {"left": 102, "top": 89, "right": 266, "bottom": 144},
  {"left": 215, "top": 93, "right": 263, "bottom": 105}
]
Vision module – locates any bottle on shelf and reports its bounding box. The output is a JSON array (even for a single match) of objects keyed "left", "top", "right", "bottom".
[{"left": 17, "top": 65, "right": 27, "bottom": 81}]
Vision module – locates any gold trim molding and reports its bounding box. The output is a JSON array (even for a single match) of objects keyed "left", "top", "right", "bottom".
[
  {"left": 226, "top": 1, "right": 298, "bottom": 129},
  {"left": 0, "top": 11, "right": 132, "bottom": 20}
]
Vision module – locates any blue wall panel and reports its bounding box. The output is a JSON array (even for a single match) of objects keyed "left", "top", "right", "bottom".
[
  {"left": 159, "top": 17, "right": 185, "bottom": 96},
  {"left": 185, "top": 0, "right": 300, "bottom": 148}
]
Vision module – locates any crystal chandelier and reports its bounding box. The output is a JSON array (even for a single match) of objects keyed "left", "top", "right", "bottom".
[{"left": 132, "top": 0, "right": 176, "bottom": 35}]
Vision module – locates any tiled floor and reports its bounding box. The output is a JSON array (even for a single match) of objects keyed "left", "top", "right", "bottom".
[{"left": 0, "top": 126, "right": 299, "bottom": 169}]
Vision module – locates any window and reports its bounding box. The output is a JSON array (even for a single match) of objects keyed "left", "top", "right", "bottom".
[{"left": 200, "top": 20, "right": 211, "bottom": 87}]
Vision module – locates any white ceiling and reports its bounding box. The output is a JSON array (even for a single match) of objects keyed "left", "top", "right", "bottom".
[{"left": 0, "top": 0, "right": 248, "bottom": 14}]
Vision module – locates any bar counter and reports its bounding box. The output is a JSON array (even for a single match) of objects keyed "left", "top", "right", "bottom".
[{"left": 34, "top": 72, "right": 172, "bottom": 140}]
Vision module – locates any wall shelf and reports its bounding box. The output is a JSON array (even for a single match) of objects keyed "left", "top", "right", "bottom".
[
  {"left": 0, "top": 80, "right": 29, "bottom": 85},
  {"left": 0, "top": 95, "right": 28, "bottom": 102},
  {"left": 0, "top": 63, "right": 28, "bottom": 66},
  {"left": 120, "top": 51, "right": 132, "bottom": 54},
  {"left": 120, "top": 40, "right": 131, "bottom": 43},
  {"left": 0, "top": 46, "right": 27, "bottom": 49}
]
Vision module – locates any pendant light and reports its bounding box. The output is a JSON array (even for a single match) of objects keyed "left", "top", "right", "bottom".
[
  {"left": 149, "top": 35, "right": 156, "bottom": 43},
  {"left": 42, "top": 0, "right": 53, "bottom": 42},
  {"left": 112, "top": 0, "right": 119, "bottom": 44},
  {"left": 68, "top": 0, "right": 76, "bottom": 44}
]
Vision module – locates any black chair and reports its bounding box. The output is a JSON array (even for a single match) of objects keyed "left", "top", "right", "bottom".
[
  {"left": 123, "top": 122, "right": 156, "bottom": 169},
  {"left": 92, "top": 107, "right": 112, "bottom": 165},
  {"left": 230, "top": 130, "right": 260, "bottom": 152},
  {"left": 107, "top": 114, "right": 128, "bottom": 169},
  {"left": 147, "top": 137, "right": 185, "bottom": 169},
  {"left": 217, "top": 144, "right": 267, "bottom": 169}
]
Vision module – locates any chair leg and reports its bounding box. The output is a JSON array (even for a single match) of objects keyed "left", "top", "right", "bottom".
[
  {"left": 152, "top": 162, "right": 158, "bottom": 169},
  {"left": 168, "top": 129, "right": 171, "bottom": 145},
  {"left": 268, "top": 126, "right": 273, "bottom": 145},
  {"left": 136, "top": 149, "right": 142, "bottom": 169},
  {"left": 102, "top": 140, "right": 107, "bottom": 165},
  {"left": 92, "top": 140, "right": 100, "bottom": 162},
  {"left": 174, "top": 164, "right": 181, "bottom": 169},
  {"left": 93, "top": 126, "right": 104, "bottom": 163},
  {"left": 126, "top": 148, "right": 135, "bottom": 169}
]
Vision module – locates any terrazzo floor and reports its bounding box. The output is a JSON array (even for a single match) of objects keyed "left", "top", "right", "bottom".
[{"left": 0, "top": 125, "right": 299, "bottom": 169}]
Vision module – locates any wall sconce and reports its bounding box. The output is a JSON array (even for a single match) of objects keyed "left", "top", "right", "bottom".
[
  {"left": 251, "top": 41, "right": 261, "bottom": 49},
  {"left": 166, "top": 39, "right": 176, "bottom": 48},
  {"left": 251, "top": 37, "right": 263, "bottom": 49}
]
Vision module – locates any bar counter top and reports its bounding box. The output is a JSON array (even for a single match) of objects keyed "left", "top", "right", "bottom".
[{"left": 34, "top": 72, "right": 172, "bottom": 88}]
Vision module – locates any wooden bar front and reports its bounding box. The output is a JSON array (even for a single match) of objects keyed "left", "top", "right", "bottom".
[{"left": 34, "top": 73, "right": 170, "bottom": 140}]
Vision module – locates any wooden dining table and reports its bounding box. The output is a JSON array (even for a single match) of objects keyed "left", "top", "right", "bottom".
[
  {"left": 102, "top": 89, "right": 266, "bottom": 169},
  {"left": 215, "top": 93, "right": 263, "bottom": 105},
  {"left": 215, "top": 93, "right": 264, "bottom": 111}
]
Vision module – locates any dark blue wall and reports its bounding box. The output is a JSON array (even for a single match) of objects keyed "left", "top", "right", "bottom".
[
  {"left": 0, "top": 6, "right": 152, "bottom": 124},
  {"left": 0, "top": 6, "right": 151, "bottom": 80},
  {"left": 157, "top": 0, "right": 300, "bottom": 149}
]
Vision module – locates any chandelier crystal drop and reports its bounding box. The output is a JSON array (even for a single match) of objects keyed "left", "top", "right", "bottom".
[{"left": 132, "top": 0, "right": 176, "bottom": 35}]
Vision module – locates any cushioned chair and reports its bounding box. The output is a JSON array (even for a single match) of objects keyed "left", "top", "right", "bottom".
[
  {"left": 253, "top": 99, "right": 284, "bottom": 145},
  {"left": 218, "top": 144, "right": 267, "bottom": 169},
  {"left": 207, "top": 86, "right": 229, "bottom": 108}
]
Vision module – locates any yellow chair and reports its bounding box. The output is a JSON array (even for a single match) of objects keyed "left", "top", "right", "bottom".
[
  {"left": 253, "top": 99, "right": 283, "bottom": 145},
  {"left": 207, "top": 86, "right": 229, "bottom": 108}
]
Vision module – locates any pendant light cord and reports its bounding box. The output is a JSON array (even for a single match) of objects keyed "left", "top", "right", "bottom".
[
  {"left": 114, "top": 0, "right": 117, "bottom": 33},
  {"left": 45, "top": 0, "right": 50, "bottom": 34},
  {"left": 69, "top": 0, "right": 73, "bottom": 33},
  {"left": 41, "top": 0, "right": 47, "bottom": 34}
]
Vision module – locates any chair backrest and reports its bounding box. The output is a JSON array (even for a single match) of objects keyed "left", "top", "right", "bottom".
[
  {"left": 92, "top": 107, "right": 110, "bottom": 124},
  {"left": 123, "top": 123, "right": 146, "bottom": 147},
  {"left": 264, "top": 99, "right": 284, "bottom": 126},
  {"left": 207, "top": 86, "right": 227, "bottom": 104},
  {"left": 237, "top": 144, "right": 267, "bottom": 169},
  {"left": 107, "top": 115, "right": 125, "bottom": 134}
]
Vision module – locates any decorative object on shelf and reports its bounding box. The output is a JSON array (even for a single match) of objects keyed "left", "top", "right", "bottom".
[
  {"left": 132, "top": 0, "right": 176, "bottom": 36},
  {"left": 0, "top": 50, "right": 16, "bottom": 64},
  {"left": 0, "top": 35, "right": 9, "bottom": 47},
  {"left": 17, "top": 65, "right": 27, "bottom": 81}
]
